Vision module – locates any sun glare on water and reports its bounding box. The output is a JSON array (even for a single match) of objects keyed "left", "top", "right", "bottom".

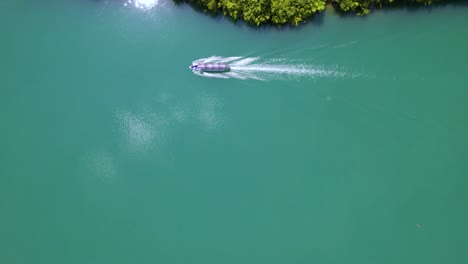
[{"left": 124, "top": 0, "right": 158, "bottom": 10}]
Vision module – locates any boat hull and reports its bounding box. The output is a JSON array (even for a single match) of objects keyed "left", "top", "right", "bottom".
[{"left": 192, "top": 63, "right": 230, "bottom": 72}]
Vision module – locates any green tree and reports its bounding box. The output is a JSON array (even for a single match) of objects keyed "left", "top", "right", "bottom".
[{"left": 176, "top": 0, "right": 447, "bottom": 26}]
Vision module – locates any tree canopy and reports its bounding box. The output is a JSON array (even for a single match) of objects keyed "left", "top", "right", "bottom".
[{"left": 175, "top": 0, "right": 444, "bottom": 26}]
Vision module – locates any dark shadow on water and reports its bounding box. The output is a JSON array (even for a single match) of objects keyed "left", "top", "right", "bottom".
[
  {"left": 331, "top": 0, "right": 468, "bottom": 16},
  {"left": 388, "top": 0, "right": 468, "bottom": 12},
  {"left": 172, "top": 0, "right": 221, "bottom": 20}
]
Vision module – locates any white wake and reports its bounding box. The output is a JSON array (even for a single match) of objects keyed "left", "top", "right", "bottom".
[{"left": 191, "top": 56, "right": 345, "bottom": 80}]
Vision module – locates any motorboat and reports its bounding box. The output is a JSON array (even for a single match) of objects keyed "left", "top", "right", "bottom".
[{"left": 189, "top": 63, "right": 230, "bottom": 72}]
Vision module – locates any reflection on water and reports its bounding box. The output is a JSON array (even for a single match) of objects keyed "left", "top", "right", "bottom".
[
  {"left": 197, "top": 93, "right": 224, "bottom": 131},
  {"left": 123, "top": 0, "right": 158, "bottom": 10},
  {"left": 117, "top": 111, "right": 163, "bottom": 153},
  {"left": 115, "top": 92, "right": 224, "bottom": 154}
]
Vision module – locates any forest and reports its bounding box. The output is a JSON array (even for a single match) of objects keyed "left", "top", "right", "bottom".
[{"left": 174, "top": 0, "right": 443, "bottom": 26}]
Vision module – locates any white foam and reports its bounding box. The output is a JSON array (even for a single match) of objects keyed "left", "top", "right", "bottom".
[{"left": 191, "top": 56, "right": 345, "bottom": 80}]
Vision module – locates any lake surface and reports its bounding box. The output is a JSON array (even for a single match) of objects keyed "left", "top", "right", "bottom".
[{"left": 1, "top": 1, "right": 468, "bottom": 263}]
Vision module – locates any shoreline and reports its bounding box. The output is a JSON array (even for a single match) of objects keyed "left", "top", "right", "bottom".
[{"left": 174, "top": 0, "right": 463, "bottom": 27}]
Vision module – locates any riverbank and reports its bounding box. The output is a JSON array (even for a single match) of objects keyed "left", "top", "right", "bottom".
[{"left": 174, "top": 0, "right": 460, "bottom": 26}]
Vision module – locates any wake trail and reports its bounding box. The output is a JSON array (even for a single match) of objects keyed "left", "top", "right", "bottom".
[{"left": 191, "top": 56, "right": 347, "bottom": 80}]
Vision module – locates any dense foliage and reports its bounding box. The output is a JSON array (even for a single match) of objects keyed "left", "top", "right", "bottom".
[
  {"left": 334, "top": 0, "right": 441, "bottom": 15},
  {"left": 175, "top": 0, "right": 443, "bottom": 26}
]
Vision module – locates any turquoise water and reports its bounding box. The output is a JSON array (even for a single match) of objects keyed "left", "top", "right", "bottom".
[{"left": 1, "top": 1, "right": 468, "bottom": 263}]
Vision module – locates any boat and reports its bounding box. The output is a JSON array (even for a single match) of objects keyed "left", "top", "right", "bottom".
[{"left": 189, "top": 63, "right": 230, "bottom": 73}]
